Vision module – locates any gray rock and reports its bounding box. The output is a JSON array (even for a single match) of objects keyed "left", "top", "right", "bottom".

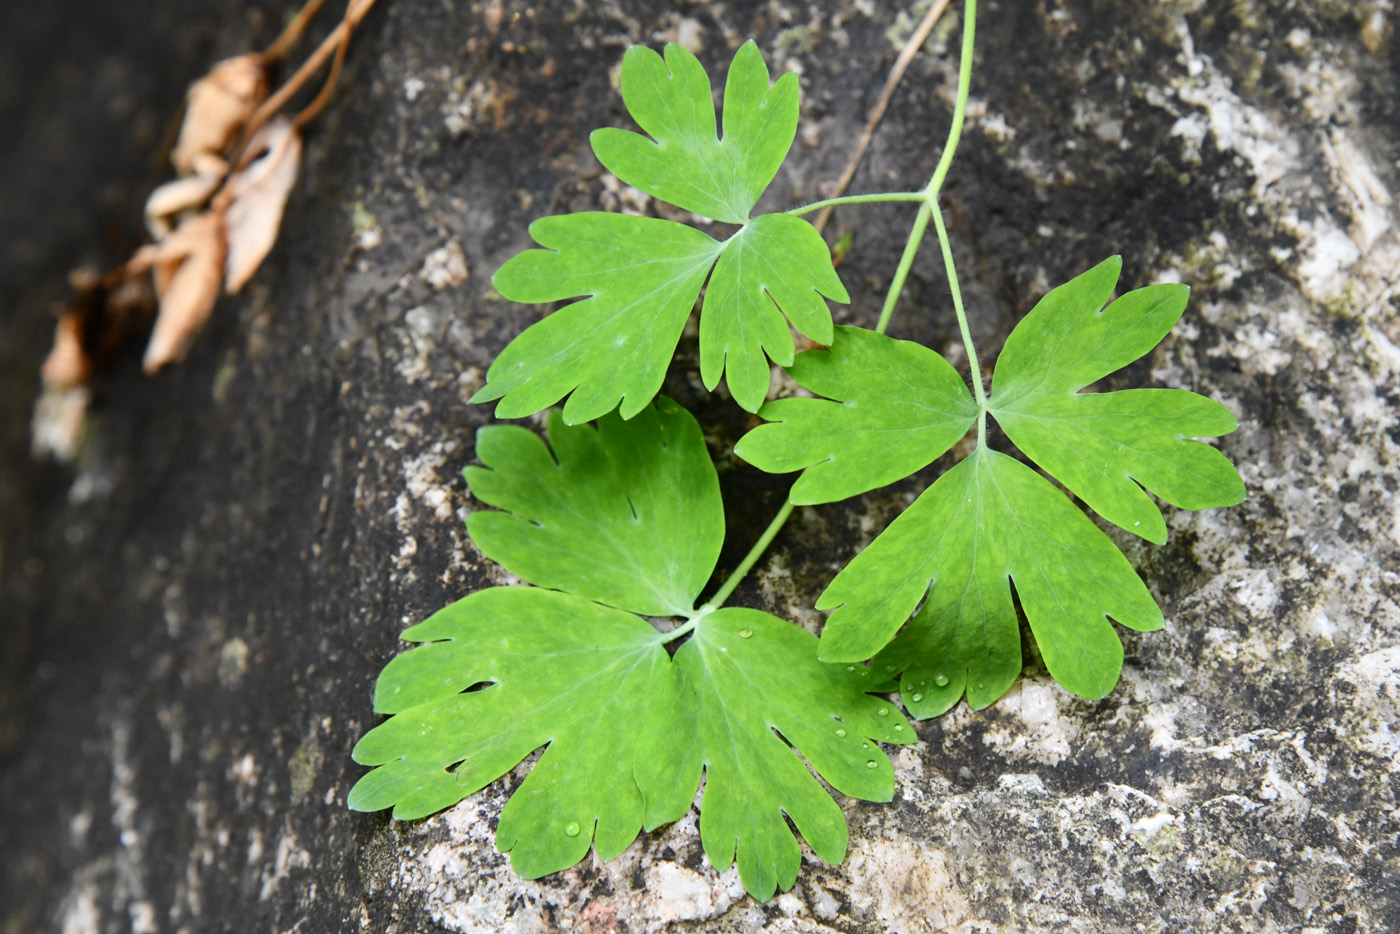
[{"left": 2, "top": 0, "right": 1396, "bottom": 931}]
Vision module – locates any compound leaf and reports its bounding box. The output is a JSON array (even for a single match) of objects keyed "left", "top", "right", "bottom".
[
  {"left": 989, "top": 256, "right": 1246, "bottom": 543},
  {"left": 636, "top": 608, "right": 911, "bottom": 901},
  {"left": 817, "top": 449, "right": 1163, "bottom": 704},
  {"left": 354, "top": 399, "right": 908, "bottom": 900},
  {"left": 466, "top": 398, "right": 723, "bottom": 618},
  {"left": 590, "top": 40, "right": 798, "bottom": 224},
  {"left": 347, "top": 586, "right": 681, "bottom": 879},
  {"left": 735, "top": 326, "right": 977, "bottom": 503},
  {"left": 478, "top": 44, "right": 845, "bottom": 421},
  {"left": 473, "top": 212, "right": 721, "bottom": 424},
  {"left": 700, "top": 214, "right": 850, "bottom": 412}
]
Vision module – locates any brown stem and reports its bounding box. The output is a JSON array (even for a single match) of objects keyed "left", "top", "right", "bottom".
[
  {"left": 261, "top": 0, "right": 331, "bottom": 62},
  {"left": 814, "top": 0, "right": 951, "bottom": 235},
  {"left": 293, "top": 25, "right": 349, "bottom": 129},
  {"left": 239, "top": 0, "right": 383, "bottom": 165}
]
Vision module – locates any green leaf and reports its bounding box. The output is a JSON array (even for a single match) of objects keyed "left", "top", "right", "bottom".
[
  {"left": 735, "top": 326, "right": 978, "bottom": 504},
  {"left": 473, "top": 212, "right": 721, "bottom": 424},
  {"left": 466, "top": 398, "right": 723, "bottom": 617},
  {"left": 347, "top": 586, "right": 681, "bottom": 879},
  {"left": 700, "top": 214, "right": 850, "bottom": 412},
  {"left": 989, "top": 256, "right": 1246, "bottom": 543},
  {"left": 476, "top": 44, "right": 846, "bottom": 421},
  {"left": 817, "top": 449, "right": 1163, "bottom": 705},
  {"left": 354, "top": 400, "right": 908, "bottom": 900},
  {"left": 590, "top": 41, "right": 798, "bottom": 224},
  {"left": 635, "top": 609, "right": 912, "bottom": 901}
]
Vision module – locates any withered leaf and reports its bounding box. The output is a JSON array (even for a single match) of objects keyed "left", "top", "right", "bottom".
[
  {"left": 144, "top": 166, "right": 225, "bottom": 239},
  {"left": 40, "top": 313, "right": 90, "bottom": 389},
  {"left": 144, "top": 211, "right": 227, "bottom": 374},
  {"left": 171, "top": 54, "right": 270, "bottom": 175},
  {"left": 222, "top": 117, "right": 302, "bottom": 293}
]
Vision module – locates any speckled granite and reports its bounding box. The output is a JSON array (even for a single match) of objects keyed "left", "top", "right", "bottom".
[{"left": 1, "top": 1, "right": 1396, "bottom": 931}]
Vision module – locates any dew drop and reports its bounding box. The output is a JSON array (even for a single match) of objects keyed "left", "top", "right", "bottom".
[
  {"left": 564, "top": 822, "right": 581, "bottom": 837},
  {"left": 861, "top": 742, "right": 869, "bottom": 749},
  {"left": 910, "top": 693, "right": 924, "bottom": 702},
  {"left": 894, "top": 724, "right": 905, "bottom": 732},
  {"left": 877, "top": 708, "right": 889, "bottom": 718},
  {"left": 846, "top": 666, "right": 855, "bottom": 672},
  {"left": 835, "top": 728, "right": 847, "bottom": 737},
  {"left": 865, "top": 760, "right": 878, "bottom": 769},
  {"left": 738, "top": 629, "right": 753, "bottom": 639},
  {"left": 884, "top": 664, "right": 897, "bottom": 671},
  {"left": 934, "top": 674, "right": 950, "bottom": 687}
]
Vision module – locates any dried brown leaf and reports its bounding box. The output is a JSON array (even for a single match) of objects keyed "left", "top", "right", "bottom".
[
  {"left": 144, "top": 211, "right": 227, "bottom": 374},
  {"left": 40, "top": 313, "right": 91, "bottom": 389},
  {"left": 144, "top": 168, "right": 225, "bottom": 239},
  {"left": 171, "top": 54, "right": 270, "bottom": 175},
  {"left": 222, "top": 117, "right": 302, "bottom": 293}
]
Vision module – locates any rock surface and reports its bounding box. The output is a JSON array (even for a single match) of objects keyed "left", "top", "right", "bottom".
[{"left": 2, "top": 0, "right": 1398, "bottom": 931}]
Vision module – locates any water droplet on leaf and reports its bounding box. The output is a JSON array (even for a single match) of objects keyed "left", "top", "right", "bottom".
[
  {"left": 738, "top": 629, "right": 753, "bottom": 639},
  {"left": 865, "top": 760, "right": 877, "bottom": 769},
  {"left": 564, "top": 822, "right": 580, "bottom": 837},
  {"left": 835, "top": 728, "right": 847, "bottom": 737},
  {"left": 877, "top": 708, "right": 888, "bottom": 717},
  {"left": 910, "top": 693, "right": 924, "bottom": 702},
  {"left": 934, "top": 674, "right": 949, "bottom": 687}
]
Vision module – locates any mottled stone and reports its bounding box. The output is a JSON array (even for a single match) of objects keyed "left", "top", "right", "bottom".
[{"left": 1, "top": 0, "right": 1396, "bottom": 932}]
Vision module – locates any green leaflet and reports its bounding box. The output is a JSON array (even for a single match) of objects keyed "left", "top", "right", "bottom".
[
  {"left": 636, "top": 609, "right": 911, "bottom": 902},
  {"left": 818, "top": 449, "right": 1163, "bottom": 704},
  {"left": 471, "top": 213, "right": 721, "bottom": 424},
  {"left": 347, "top": 587, "right": 678, "bottom": 880},
  {"left": 476, "top": 42, "right": 847, "bottom": 421},
  {"left": 351, "top": 399, "right": 911, "bottom": 902},
  {"left": 730, "top": 258, "right": 1246, "bottom": 709},
  {"left": 735, "top": 326, "right": 977, "bottom": 504},
  {"left": 988, "top": 256, "right": 1246, "bottom": 543},
  {"left": 466, "top": 399, "right": 723, "bottom": 618},
  {"left": 590, "top": 41, "right": 798, "bottom": 224},
  {"left": 700, "top": 214, "right": 848, "bottom": 413}
]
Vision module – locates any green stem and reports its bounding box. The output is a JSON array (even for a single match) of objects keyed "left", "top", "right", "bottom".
[
  {"left": 924, "top": 0, "right": 977, "bottom": 203},
  {"left": 931, "top": 200, "right": 987, "bottom": 444},
  {"left": 702, "top": 498, "right": 796, "bottom": 613},
  {"left": 927, "top": 0, "right": 987, "bottom": 440},
  {"left": 875, "top": 203, "right": 931, "bottom": 335},
  {"left": 876, "top": 0, "right": 979, "bottom": 339},
  {"left": 665, "top": 0, "right": 982, "bottom": 647},
  {"left": 660, "top": 496, "right": 797, "bottom": 644},
  {"left": 789, "top": 192, "right": 927, "bottom": 217}
]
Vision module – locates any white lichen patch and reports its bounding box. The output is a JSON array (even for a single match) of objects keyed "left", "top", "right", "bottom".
[
  {"left": 420, "top": 239, "right": 470, "bottom": 290},
  {"left": 1334, "top": 645, "right": 1400, "bottom": 766},
  {"left": 258, "top": 828, "right": 311, "bottom": 901},
  {"left": 599, "top": 172, "right": 652, "bottom": 216},
  {"left": 843, "top": 839, "right": 983, "bottom": 934},
  {"left": 391, "top": 789, "right": 750, "bottom": 934},
  {"left": 979, "top": 679, "right": 1081, "bottom": 765}
]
